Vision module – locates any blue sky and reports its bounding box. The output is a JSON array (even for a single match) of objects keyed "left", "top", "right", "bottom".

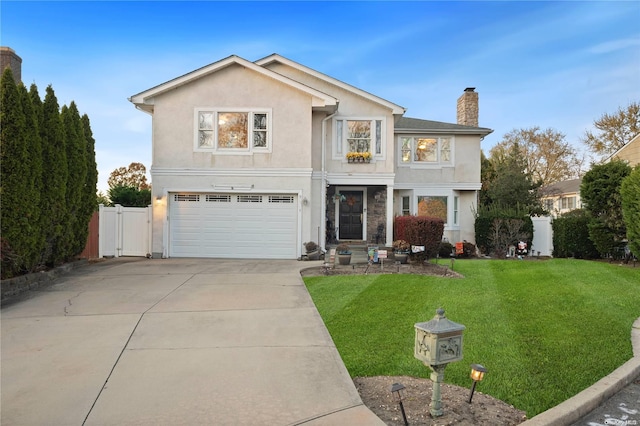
[{"left": 3, "top": 1, "right": 639, "bottom": 192}]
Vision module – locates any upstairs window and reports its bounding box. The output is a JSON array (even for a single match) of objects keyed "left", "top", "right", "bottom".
[
  {"left": 334, "top": 118, "right": 384, "bottom": 159},
  {"left": 399, "top": 136, "right": 452, "bottom": 165},
  {"left": 561, "top": 196, "right": 576, "bottom": 210},
  {"left": 195, "top": 108, "right": 271, "bottom": 153}
]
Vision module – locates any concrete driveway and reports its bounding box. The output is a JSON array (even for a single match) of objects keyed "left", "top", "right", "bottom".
[{"left": 1, "top": 258, "right": 384, "bottom": 425}]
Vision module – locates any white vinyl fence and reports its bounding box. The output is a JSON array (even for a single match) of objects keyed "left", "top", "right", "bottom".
[
  {"left": 99, "top": 205, "right": 152, "bottom": 258},
  {"left": 531, "top": 216, "right": 553, "bottom": 257}
]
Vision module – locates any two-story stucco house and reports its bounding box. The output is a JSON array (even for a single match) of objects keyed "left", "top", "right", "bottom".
[{"left": 129, "top": 54, "right": 492, "bottom": 259}]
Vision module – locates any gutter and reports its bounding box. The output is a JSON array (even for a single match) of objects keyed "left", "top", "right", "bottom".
[{"left": 320, "top": 104, "right": 339, "bottom": 252}]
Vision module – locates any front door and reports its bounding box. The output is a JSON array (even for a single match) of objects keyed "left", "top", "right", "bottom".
[{"left": 339, "top": 191, "right": 363, "bottom": 240}]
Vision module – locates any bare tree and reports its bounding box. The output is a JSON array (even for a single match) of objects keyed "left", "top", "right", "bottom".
[
  {"left": 490, "top": 127, "right": 584, "bottom": 186},
  {"left": 489, "top": 218, "right": 531, "bottom": 258},
  {"left": 582, "top": 101, "right": 640, "bottom": 161}
]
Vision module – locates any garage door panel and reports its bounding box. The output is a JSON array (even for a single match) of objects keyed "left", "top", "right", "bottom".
[{"left": 169, "top": 193, "right": 297, "bottom": 259}]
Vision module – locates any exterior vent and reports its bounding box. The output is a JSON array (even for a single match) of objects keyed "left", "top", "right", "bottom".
[
  {"left": 269, "top": 195, "right": 294, "bottom": 203},
  {"left": 206, "top": 194, "right": 231, "bottom": 202},
  {"left": 238, "top": 195, "right": 262, "bottom": 203},
  {"left": 174, "top": 194, "right": 199, "bottom": 202}
]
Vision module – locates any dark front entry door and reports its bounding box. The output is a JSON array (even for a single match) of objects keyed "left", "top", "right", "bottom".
[{"left": 339, "top": 191, "right": 363, "bottom": 240}]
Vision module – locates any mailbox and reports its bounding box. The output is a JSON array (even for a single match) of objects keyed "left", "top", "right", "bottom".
[{"left": 414, "top": 308, "right": 465, "bottom": 366}]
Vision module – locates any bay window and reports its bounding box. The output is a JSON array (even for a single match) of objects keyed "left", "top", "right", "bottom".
[
  {"left": 399, "top": 136, "right": 452, "bottom": 165},
  {"left": 195, "top": 108, "right": 271, "bottom": 153}
]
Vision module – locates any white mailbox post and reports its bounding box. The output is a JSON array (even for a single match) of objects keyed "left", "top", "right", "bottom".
[{"left": 414, "top": 308, "right": 465, "bottom": 417}]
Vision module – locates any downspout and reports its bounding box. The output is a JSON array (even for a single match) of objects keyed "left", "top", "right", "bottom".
[{"left": 321, "top": 105, "right": 339, "bottom": 252}]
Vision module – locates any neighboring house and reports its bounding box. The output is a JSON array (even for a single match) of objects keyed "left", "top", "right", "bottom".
[
  {"left": 129, "top": 54, "right": 492, "bottom": 259},
  {"left": 540, "top": 178, "right": 582, "bottom": 217},
  {"left": 607, "top": 133, "right": 640, "bottom": 167}
]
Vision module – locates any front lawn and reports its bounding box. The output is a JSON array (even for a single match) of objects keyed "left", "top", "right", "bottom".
[{"left": 303, "top": 259, "right": 640, "bottom": 417}]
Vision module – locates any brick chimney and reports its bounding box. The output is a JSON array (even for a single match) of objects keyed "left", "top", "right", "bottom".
[
  {"left": 457, "top": 87, "right": 478, "bottom": 127},
  {"left": 0, "top": 47, "right": 22, "bottom": 83}
]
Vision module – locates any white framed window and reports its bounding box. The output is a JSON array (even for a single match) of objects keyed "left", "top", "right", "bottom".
[
  {"left": 399, "top": 136, "right": 453, "bottom": 166},
  {"left": 195, "top": 108, "right": 271, "bottom": 153},
  {"left": 402, "top": 196, "right": 410, "bottom": 216},
  {"left": 453, "top": 196, "right": 459, "bottom": 225},
  {"left": 417, "top": 196, "right": 448, "bottom": 224},
  {"left": 561, "top": 196, "right": 576, "bottom": 210},
  {"left": 334, "top": 117, "right": 385, "bottom": 159}
]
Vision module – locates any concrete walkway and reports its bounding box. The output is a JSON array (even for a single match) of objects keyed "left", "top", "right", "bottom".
[{"left": 1, "top": 258, "right": 384, "bottom": 425}]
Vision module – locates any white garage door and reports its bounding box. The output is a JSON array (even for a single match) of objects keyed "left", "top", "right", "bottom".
[{"left": 169, "top": 193, "right": 298, "bottom": 259}]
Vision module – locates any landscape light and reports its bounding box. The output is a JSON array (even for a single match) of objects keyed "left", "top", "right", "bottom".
[
  {"left": 390, "top": 382, "right": 409, "bottom": 426},
  {"left": 468, "top": 364, "right": 487, "bottom": 403}
]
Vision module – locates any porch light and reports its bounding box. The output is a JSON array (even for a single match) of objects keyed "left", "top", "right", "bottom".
[
  {"left": 390, "top": 382, "right": 409, "bottom": 426},
  {"left": 155, "top": 196, "right": 162, "bottom": 205},
  {"left": 468, "top": 364, "right": 487, "bottom": 403}
]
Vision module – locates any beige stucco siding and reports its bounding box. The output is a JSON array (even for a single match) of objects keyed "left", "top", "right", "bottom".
[
  {"left": 150, "top": 64, "right": 314, "bottom": 170},
  {"left": 265, "top": 62, "right": 397, "bottom": 175},
  {"left": 453, "top": 135, "right": 481, "bottom": 182},
  {"left": 393, "top": 135, "right": 480, "bottom": 185}
]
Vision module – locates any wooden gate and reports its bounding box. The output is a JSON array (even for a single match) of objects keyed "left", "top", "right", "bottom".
[{"left": 79, "top": 211, "right": 100, "bottom": 258}]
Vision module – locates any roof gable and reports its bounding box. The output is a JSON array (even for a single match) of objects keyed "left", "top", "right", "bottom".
[
  {"left": 255, "top": 54, "right": 406, "bottom": 115},
  {"left": 129, "top": 55, "right": 338, "bottom": 114}
]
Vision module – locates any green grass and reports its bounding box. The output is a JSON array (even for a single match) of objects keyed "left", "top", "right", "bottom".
[{"left": 303, "top": 259, "right": 640, "bottom": 417}]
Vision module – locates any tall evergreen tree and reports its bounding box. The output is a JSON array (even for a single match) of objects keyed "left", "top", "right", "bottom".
[
  {"left": 18, "top": 83, "right": 44, "bottom": 271},
  {"left": 1, "top": 68, "right": 30, "bottom": 277},
  {"left": 40, "top": 85, "right": 68, "bottom": 266},
  {"left": 485, "top": 143, "right": 542, "bottom": 214},
  {"left": 621, "top": 165, "right": 640, "bottom": 258},
  {"left": 581, "top": 160, "right": 631, "bottom": 256},
  {"left": 80, "top": 114, "right": 98, "bottom": 249},
  {"left": 62, "top": 102, "right": 88, "bottom": 256}
]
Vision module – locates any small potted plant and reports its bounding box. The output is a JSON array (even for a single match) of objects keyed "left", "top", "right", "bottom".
[
  {"left": 336, "top": 243, "right": 352, "bottom": 265},
  {"left": 305, "top": 241, "right": 321, "bottom": 260},
  {"left": 393, "top": 239, "right": 410, "bottom": 264}
]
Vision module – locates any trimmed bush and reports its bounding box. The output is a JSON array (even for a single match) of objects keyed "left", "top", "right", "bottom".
[
  {"left": 621, "top": 165, "right": 640, "bottom": 259},
  {"left": 395, "top": 216, "right": 445, "bottom": 262},
  {"left": 438, "top": 241, "right": 454, "bottom": 258},
  {"left": 552, "top": 210, "right": 599, "bottom": 259}
]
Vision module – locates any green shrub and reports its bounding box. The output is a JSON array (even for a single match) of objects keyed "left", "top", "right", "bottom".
[
  {"left": 438, "top": 241, "right": 454, "bottom": 258},
  {"left": 552, "top": 210, "right": 599, "bottom": 259},
  {"left": 621, "top": 165, "right": 640, "bottom": 258}
]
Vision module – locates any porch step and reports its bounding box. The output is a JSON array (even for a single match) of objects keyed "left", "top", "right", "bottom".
[{"left": 328, "top": 242, "right": 390, "bottom": 265}]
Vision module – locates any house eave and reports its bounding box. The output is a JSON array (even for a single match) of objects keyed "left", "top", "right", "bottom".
[
  {"left": 129, "top": 54, "right": 338, "bottom": 112},
  {"left": 255, "top": 54, "right": 406, "bottom": 115}
]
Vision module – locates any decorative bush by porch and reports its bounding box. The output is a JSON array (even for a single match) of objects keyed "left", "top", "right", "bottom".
[{"left": 394, "top": 215, "right": 444, "bottom": 261}]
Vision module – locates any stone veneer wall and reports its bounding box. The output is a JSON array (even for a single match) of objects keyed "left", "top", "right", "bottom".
[{"left": 366, "top": 186, "right": 387, "bottom": 245}]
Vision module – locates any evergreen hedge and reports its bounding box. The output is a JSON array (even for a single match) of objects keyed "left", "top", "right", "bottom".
[
  {"left": 621, "top": 165, "right": 640, "bottom": 258},
  {"left": 552, "top": 210, "right": 599, "bottom": 259},
  {"left": 0, "top": 69, "right": 97, "bottom": 279}
]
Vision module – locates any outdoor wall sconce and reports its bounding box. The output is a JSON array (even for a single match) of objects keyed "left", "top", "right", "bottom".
[
  {"left": 468, "top": 363, "right": 487, "bottom": 403},
  {"left": 414, "top": 308, "right": 465, "bottom": 417},
  {"left": 155, "top": 196, "right": 162, "bottom": 205},
  {"left": 302, "top": 197, "right": 309, "bottom": 205},
  {"left": 390, "top": 382, "right": 409, "bottom": 426}
]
